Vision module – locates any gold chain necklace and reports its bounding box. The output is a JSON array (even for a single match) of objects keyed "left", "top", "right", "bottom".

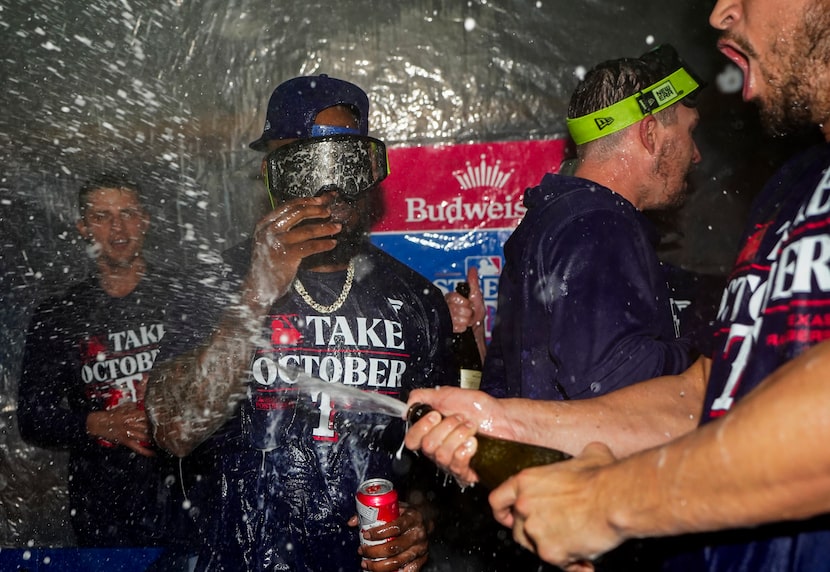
[{"left": 293, "top": 260, "right": 355, "bottom": 314}]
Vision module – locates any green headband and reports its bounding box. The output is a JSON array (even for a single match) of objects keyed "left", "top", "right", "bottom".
[{"left": 566, "top": 67, "right": 701, "bottom": 145}]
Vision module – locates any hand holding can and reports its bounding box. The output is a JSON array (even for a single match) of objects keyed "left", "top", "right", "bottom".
[{"left": 356, "top": 478, "right": 400, "bottom": 550}]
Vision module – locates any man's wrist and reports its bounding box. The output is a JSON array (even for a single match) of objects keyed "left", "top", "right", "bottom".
[
  {"left": 85, "top": 410, "right": 108, "bottom": 439},
  {"left": 602, "top": 451, "right": 663, "bottom": 544}
]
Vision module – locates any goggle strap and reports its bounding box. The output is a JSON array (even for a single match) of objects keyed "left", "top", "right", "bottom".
[
  {"left": 566, "top": 67, "right": 700, "bottom": 145},
  {"left": 311, "top": 124, "right": 361, "bottom": 137},
  {"left": 261, "top": 160, "right": 277, "bottom": 209}
]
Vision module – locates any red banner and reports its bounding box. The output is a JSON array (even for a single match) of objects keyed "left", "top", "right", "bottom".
[{"left": 373, "top": 139, "right": 569, "bottom": 233}]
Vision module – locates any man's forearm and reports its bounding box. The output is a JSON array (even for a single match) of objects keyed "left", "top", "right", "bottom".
[
  {"left": 146, "top": 304, "right": 265, "bottom": 457},
  {"left": 491, "top": 356, "right": 709, "bottom": 457},
  {"left": 605, "top": 341, "right": 830, "bottom": 540}
]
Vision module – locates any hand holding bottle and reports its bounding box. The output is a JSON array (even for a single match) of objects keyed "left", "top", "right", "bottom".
[
  {"left": 407, "top": 402, "right": 569, "bottom": 489},
  {"left": 404, "top": 399, "right": 482, "bottom": 487},
  {"left": 86, "top": 401, "right": 155, "bottom": 457},
  {"left": 449, "top": 279, "right": 484, "bottom": 389},
  {"left": 489, "top": 442, "right": 618, "bottom": 571},
  {"left": 445, "top": 266, "right": 486, "bottom": 335},
  {"left": 404, "top": 387, "right": 570, "bottom": 488}
]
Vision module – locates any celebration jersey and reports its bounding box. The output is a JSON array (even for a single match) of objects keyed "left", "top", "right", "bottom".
[
  {"left": 699, "top": 142, "right": 830, "bottom": 570},
  {"left": 175, "top": 243, "right": 455, "bottom": 571},
  {"left": 18, "top": 272, "right": 193, "bottom": 548}
]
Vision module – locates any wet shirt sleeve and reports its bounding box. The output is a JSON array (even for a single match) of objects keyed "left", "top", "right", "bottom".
[{"left": 17, "top": 300, "right": 90, "bottom": 448}]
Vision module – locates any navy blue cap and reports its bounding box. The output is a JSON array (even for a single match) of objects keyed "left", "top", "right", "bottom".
[{"left": 249, "top": 74, "right": 370, "bottom": 151}]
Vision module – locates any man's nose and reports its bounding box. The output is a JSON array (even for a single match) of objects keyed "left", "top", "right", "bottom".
[
  {"left": 692, "top": 144, "right": 702, "bottom": 165},
  {"left": 709, "top": 0, "right": 740, "bottom": 31}
]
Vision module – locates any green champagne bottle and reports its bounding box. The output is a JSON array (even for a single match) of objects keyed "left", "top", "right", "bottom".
[
  {"left": 407, "top": 403, "right": 571, "bottom": 489},
  {"left": 451, "top": 281, "right": 484, "bottom": 390}
]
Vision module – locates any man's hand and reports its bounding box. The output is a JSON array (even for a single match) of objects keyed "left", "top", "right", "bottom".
[
  {"left": 445, "top": 266, "right": 485, "bottom": 334},
  {"left": 86, "top": 402, "right": 155, "bottom": 457},
  {"left": 350, "top": 504, "right": 429, "bottom": 571},
  {"left": 242, "top": 193, "right": 343, "bottom": 312},
  {"left": 489, "top": 442, "right": 620, "bottom": 570},
  {"left": 445, "top": 267, "right": 487, "bottom": 363},
  {"left": 404, "top": 386, "right": 510, "bottom": 486},
  {"left": 404, "top": 407, "right": 480, "bottom": 487}
]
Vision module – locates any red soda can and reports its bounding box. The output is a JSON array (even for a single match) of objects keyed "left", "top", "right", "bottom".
[{"left": 355, "top": 478, "right": 399, "bottom": 548}]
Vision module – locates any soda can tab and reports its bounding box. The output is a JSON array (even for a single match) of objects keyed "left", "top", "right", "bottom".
[{"left": 355, "top": 478, "right": 399, "bottom": 547}]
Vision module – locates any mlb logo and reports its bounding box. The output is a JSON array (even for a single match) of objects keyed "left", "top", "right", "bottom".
[{"left": 465, "top": 256, "right": 501, "bottom": 277}]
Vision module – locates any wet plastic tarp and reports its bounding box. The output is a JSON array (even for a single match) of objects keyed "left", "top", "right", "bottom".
[{"left": 0, "top": 0, "right": 790, "bottom": 554}]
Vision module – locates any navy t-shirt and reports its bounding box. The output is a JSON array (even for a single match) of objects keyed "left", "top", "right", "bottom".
[
  {"left": 18, "top": 272, "right": 195, "bottom": 548},
  {"left": 161, "top": 243, "right": 455, "bottom": 571}
]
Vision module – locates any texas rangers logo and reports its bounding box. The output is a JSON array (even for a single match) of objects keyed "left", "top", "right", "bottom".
[{"left": 271, "top": 315, "right": 303, "bottom": 346}]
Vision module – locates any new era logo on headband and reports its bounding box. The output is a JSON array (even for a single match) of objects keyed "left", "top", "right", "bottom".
[
  {"left": 637, "top": 79, "right": 680, "bottom": 113},
  {"left": 594, "top": 117, "right": 615, "bottom": 131}
]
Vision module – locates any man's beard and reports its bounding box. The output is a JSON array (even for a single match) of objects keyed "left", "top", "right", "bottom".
[
  {"left": 300, "top": 225, "right": 369, "bottom": 269},
  {"left": 757, "top": 0, "right": 830, "bottom": 137},
  {"left": 652, "top": 139, "right": 690, "bottom": 211},
  {"left": 756, "top": 77, "right": 815, "bottom": 138}
]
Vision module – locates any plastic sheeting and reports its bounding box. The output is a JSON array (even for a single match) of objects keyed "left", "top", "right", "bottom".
[{"left": 0, "top": 0, "right": 799, "bottom": 552}]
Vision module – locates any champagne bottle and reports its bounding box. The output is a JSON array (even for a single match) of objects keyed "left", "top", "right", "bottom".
[
  {"left": 451, "top": 281, "right": 483, "bottom": 390},
  {"left": 407, "top": 403, "right": 571, "bottom": 489}
]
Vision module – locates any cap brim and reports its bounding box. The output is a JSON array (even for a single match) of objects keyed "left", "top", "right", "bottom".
[{"left": 249, "top": 136, "right": 268, "bottom": 152}]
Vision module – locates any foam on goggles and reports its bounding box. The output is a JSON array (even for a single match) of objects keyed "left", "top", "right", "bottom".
[{"left": 262, "top": 135, "right": 389, "bottom": 204}]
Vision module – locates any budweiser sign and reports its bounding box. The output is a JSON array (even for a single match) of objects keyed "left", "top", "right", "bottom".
[{"left": 372, "top": 139, "right": 568, "bottom": 233}]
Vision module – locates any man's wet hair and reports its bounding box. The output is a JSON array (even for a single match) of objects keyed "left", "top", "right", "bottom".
[{"left": 78, "top": 171, "right": 145, "bottom": 216}]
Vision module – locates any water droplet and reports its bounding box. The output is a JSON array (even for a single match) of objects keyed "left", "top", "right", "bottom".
[{"left": 716, "top": 64, "right": 744, "bottom": 94}]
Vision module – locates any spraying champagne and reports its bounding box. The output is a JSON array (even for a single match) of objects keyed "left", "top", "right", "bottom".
[
  {"left": 407, "top": 403, "right": 570, "bottom": 489},
  {"left": 283, "top": 366, "right": 571, "bottom": 488}
]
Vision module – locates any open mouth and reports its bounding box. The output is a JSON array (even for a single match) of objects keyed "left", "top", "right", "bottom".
[{"left": 717, "top": 40, "right": 751, "bottom": 100}]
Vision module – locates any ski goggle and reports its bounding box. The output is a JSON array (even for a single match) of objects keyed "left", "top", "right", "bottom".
[
  {"left": 567, "top": 44, "right": 704, "bottom": 145},
  {"left": 261, "top": 134, "right": 389, "bottom": 205}
]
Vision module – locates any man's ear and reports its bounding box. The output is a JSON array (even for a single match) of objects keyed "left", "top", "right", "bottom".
[
  {"left": 139, "top": 210, "right": 150, "bottom": 235},
  {"left": 638, "top": 115, "right": 659, "bottom": 155},
  {"left": 76, "top": 218, "right": 91, "bottom": 241}
]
